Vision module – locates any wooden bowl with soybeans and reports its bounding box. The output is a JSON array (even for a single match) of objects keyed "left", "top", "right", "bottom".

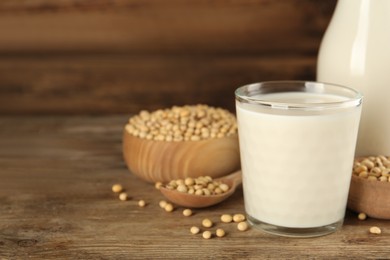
[
  {"left": 123, "top": 105, "right": 241, "bottom": 184},
  {"left": 348, "top": 155, "right": 390, "bottom": 219}
]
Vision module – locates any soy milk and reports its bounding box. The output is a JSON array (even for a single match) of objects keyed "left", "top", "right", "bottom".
[
  {"left": 236, "top": 92, "right": 362, "bottom": 228},
  {"left": 317, "top": 0, "right": 390, "bottom": 156}
]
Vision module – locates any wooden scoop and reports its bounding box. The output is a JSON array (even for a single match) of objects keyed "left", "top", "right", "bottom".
[{"left": 159, "top": 170, "right": 242, "bottom": 208}]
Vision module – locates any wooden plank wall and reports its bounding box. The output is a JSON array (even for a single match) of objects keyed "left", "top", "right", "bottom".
[{"left": 0, "top": 0, "right": 337, "bottom": 115}]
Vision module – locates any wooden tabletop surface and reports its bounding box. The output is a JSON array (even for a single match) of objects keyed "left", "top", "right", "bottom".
[{"left": 1, "top": 115, "right": 389, "bottom": 259}]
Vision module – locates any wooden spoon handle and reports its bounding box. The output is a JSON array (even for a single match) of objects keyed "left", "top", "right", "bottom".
[{"left": 218, "top": 170, "right": 242, "bottom": 186}]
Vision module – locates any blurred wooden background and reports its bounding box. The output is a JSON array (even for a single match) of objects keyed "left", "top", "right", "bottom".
[{"left": 0, "top": 0, "right": 337, "bottom": 115}]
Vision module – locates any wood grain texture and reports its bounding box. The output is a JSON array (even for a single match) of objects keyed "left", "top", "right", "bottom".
[
  {"left": 0, "top": 116, "right": 390, "bottom": 259},
  {"left": 0, "top": 0, "right": 335, "bottom": 55},
  {"left": 123, "top": 128, "right": 240, "bottom": 183},
  {"left": 0, "top": 0, "right": 337, "bottom": 115},
  {"left": 0, "top": 55, "right": 316, "bottom": 114}
]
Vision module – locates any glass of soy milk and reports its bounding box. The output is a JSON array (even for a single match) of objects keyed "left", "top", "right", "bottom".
[{"left": 235, "top": 81, "right": 362, "bottom": 237}]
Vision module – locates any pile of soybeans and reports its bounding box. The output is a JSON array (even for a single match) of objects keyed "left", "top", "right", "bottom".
[{"left": 125, "top": 104, "right": 237, "bottom": 142}]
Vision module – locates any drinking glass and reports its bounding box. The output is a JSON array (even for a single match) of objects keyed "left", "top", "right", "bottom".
[{"left": 235, "top": 81, "right": 362, "bottom": 237}]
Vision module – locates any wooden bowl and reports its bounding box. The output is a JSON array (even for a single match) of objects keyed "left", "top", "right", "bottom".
[
  {"left": 122, "top": 129, "right": 241, "bottom": 183},
  {"left": 348, "top": 174, "right": 390, "bottom": 219}
]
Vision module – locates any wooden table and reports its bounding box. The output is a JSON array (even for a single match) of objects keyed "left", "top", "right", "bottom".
[{"left": 1, "top": 115, "right": 389, "bottom": 259}]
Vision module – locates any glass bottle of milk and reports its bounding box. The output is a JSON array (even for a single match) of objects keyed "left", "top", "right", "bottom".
[{"left": 317, "top": 0, "right": 390, "bottom": 156}]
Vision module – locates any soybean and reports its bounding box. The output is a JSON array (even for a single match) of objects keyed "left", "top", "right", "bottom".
[
  {"left": 126, "top": 105, "right": 237, "bottom": 142},
  {"left": 119, "top": 192, "right": 128, "bottom": 201},
  {"left": 138, "top": 200, "right": 146, "bottom": 207},
  {"left": 358, "top": 212, "right": 367, "bottom": 220},
  {"left": 221, "top": 214, "right": 233, "bottom": 223},
  {"left": 183, "top": 209, "right": 193, "bottom": 217},
  {"left": 159, "top": 200, "right": 168, "bottom": 208},
  {"left": 155, "top": 182, "right": 163, "bottom": 190},
  {"left": 233, "top": 214, "right": 246, "bottom": 223},
  {"left": 164, "top": 203, "right": 174, "bottom": 212},
  {"left": 237, "top": 221, "right": 249, "bottom": 231},
  {"left": 165, "top": 175, "right": 230, "bottom": 196},
  {"left": 353, "top": 156, "right": 390, "bottom": 182},
  {"left": 202, "top": 231, "right": 212, "bottom": 239},
  {"left": 190, "top": 226, "right": 200, "bottom": 235},
  {"left": 202, "top": 218, "right": 213, "bottom": 228},
  {"left": 216, "top": 228, "right": 226, "bottom": 238},
  {"left": 369, "top": 226, "right": 381, "bottom": 234},
  {"left": 112, "top": 184, "right": 123, "bottom": 193}
]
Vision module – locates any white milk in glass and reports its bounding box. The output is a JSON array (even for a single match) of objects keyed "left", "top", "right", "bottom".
[{"left": 236, "top": 92, "right": 362, "bottom": 229}]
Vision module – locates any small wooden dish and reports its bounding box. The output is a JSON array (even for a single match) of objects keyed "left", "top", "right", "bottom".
[
  {"left": 122, "top": 129, "right": 240, "bottom": 183},
  {"left": 348, "top": 174, "right": 390, "bottom": 219}
]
